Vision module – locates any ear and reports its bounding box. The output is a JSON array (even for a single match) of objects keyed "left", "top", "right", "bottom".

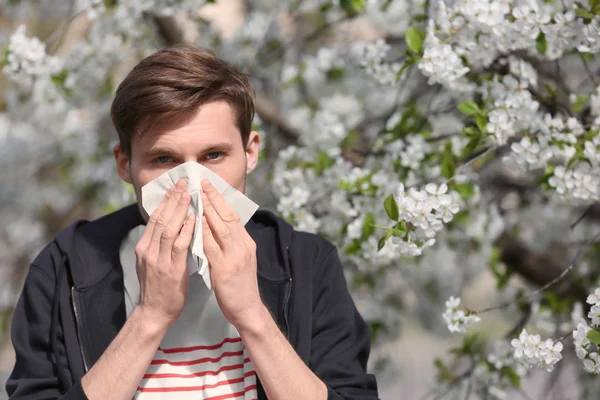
[
  {"left": 245, "top": 131, "right": 261, "bottom": 175},
  {"left": 113, "top": 143, "right": 133, "bottom": 184}
]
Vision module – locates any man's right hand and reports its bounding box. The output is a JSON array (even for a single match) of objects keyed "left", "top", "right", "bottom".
[
  {"left": 80, "top": 179, "right": 196, "bottom": 399},
  {"left": 134, "top": 178, "right": 196, "bottom": 329}
]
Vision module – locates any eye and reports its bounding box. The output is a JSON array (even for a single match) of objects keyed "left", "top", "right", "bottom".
[
  {"left": 154, "top": 156, "right": 174, "bottom": 164},
  {"left": 205, "top": 152, "right": 222, "bottom": 161}
]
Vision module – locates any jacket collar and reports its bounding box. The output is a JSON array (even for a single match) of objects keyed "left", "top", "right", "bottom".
[{"left": 55, "top": 203, "right": 295, "bottom": 289}]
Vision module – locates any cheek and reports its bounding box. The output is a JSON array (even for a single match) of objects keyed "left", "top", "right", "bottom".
[
  {"left": 210, "top": 158, "right": 246, "bottom": 190},
  {"left": 130, "top": 162, "right": 163, "bottom": 189}
]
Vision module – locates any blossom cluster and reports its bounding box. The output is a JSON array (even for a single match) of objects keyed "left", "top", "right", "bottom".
[
  {"left": 391, "top": 183, "right": 460, "bottom": 257},
  {"left": 2, "top": 25, "right": 62, "bottom": 87},
  {"left": 419, "top": 21, "right": 470, "bottom": 90},
  {"left": 573, "top": 320, "right": 600, "bottom": 374},
  {"left": 568, "top": 288, "right": 600, "bottom": 374},
  {"left": 442, "top": 296, "right": 481, "bottom": 333},
  {"left": 510, "top": 329, "right": 563, "bottom": 372},
  {"left": 352, "top": 39, "right": 402, "bottom": 86}
]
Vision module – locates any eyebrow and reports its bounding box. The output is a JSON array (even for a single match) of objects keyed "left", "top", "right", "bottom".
[{"left": 145, "top": 142, "right": 234, "bottom": 159}]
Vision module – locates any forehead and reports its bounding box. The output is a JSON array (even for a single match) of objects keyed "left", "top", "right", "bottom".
[{"left": 133, "top": 101, "right": 242, "bottom": 152}]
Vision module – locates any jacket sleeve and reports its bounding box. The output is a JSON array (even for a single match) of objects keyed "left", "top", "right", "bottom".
[
  {"left": 310, "top": 247, "right": 379, "bottom": 400},
  {"left": 6, "top": 255, "right": 89, "bottom": 400}
]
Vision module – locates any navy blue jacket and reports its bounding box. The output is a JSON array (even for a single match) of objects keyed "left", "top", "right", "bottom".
[{"left": 6, "top": 204, "right": 378, "bottom": 399}]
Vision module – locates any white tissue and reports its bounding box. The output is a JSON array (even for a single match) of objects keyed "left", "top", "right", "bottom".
[{"left": 140, "top": 161, "right": 259, "bottom": 289}]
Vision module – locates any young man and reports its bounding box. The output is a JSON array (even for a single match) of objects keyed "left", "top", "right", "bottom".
[{"left": 6, "top": 45, "right": 378, "bottom": 400}]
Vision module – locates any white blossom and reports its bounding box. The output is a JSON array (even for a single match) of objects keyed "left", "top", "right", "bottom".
[
  {"left": 511, "top": 329, "right": 563, "bottom": 372},
  {"left": 3, "top": 25, "right": 62, "bottom": 87},
  {"left": 442, "top": 296, "right": 481, "bottom": 333}
]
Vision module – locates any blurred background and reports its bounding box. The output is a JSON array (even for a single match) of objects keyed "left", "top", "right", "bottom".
[{"left": 2, "top": 0, "right": 600, "bottom": 399}]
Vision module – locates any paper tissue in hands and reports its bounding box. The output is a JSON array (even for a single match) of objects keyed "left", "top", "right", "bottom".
[{"left": 141, "top": 161, "right": 259, "bottom": 289}]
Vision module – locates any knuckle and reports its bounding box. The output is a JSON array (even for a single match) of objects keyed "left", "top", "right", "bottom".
[
  {"left": 172, "top": 242, "right": 186, "bottom": 256},
  {"left": 220, "top": 228, "right": 232, "bottom": 239},
  {"left": 149, "top": 212, "right": 160, "bottom": 225},
  {"left": 134, "top": 243, "right": 145, "bottom": 257},
  {"left": 161, "top": 227, "right": 176, "bottom": 242},
  {"left": 206, "top": 242, "right": 220, "bottom": 254},
  {"left": 157, "top": 214, "right": 169, "bottom": 227},
  {"left": 222, "top": 213, "right": 240, "bottom": 224},
  {"left": 141, "top": 250, "right": 157, "bottom": 266}
]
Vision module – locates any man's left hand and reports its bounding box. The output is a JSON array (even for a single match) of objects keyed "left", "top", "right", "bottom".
[{"left": 200, "top": 179, "right": 264, "bottom": 330}]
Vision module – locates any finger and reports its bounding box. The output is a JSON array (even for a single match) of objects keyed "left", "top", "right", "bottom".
[
  {"left": 149, "top": 179, "right": 185, "bottom": 250},
  {"left": 201, "top": 191, "right": 232, "bottom": 247},
  {"left": 201, "top": 180, "right": 242, "bottom": 230},
  {"left": 201, "top": 215, "right": 223, "bottom": 263},
  {"left": 171, "top": 213, "right": 196, "bottom": 267},
  {"left": 137, "top": 185, "right": 172, "bottom": 253},
  {"left": 159, "top": 188, "right": 191, "bottom": 258}
]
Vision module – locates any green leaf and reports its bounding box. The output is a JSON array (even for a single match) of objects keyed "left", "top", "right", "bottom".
[
  {"left": 587, "top": 329, "right": 600, "bottom": 345},
  {"left": 103, "top": 0, "right": 118, "bottom": 8},
  {"left": 344, "top": 239, "right": 362, "bottom": 255},
  {"left": 405, "top": 27, "right": 425, "bottom": 53},
  {"left": 434, "top": 358, "right": 454, "bottom": 383},
  {"left": 475, "top": 115, "right": 488, "bottom": 133},
  {"left": 503, "top": 366, "right": 521, "bottom": 387},
  {"left": 326, "top": 67, "right": 345, "bottom": 80},
  {"left": 571, "top": 94, "right": 589, "bottom": 112},
  {"left": 536, "top": 32, "right": 547, "bottom": 55},
  {"left": 339, "top": 0, "right": 365, "bottom": 16},
  {"left": 582, "top": 52, "right": 596, "bottom": 62},
  {"left": 462, "top": 136, "right": 481, "bottom": 159},
  {"left": 394, "top": 220, "right": 407, "bottom": 235},
  {"left": 377, "top": 230, "right": 393, "bottom": 251},
  {"left": 384, "top": 194, "right": 399, "bottom": 221},
  {"left": 314, "top": 152, "right": 335, "bottom": 175},
  {"left": 567, "top": 150, "right": 585, "bottom": 168},
  {"left": 463, "top": 126, "right": 479, "bottom": 137},
  {"left": 51, "top": 70, "right": 73, "bottom": 97},
  {"left": 362, "top": 213, "right": 375, "bottom": 240},
  {"left": 441, "top": 145, "right": 456, "bottom": 179},
  {"left": 458, "top": 101, "right": 481, "bottom": 116},
  {"left": 0, "top": 42, "right": 9, "bottom": 67},
  {"left": 369, "top": 320, "right": 387, "bottom": 342},
  {"left": 585, "top": 129, "right": 600, "bottom": 141},
  {"left": 396, "top": 59, "right": 413, "bottom": 82},
  {"left": 576, "top": 7, "right": 595, "bottom": 19},
  {"left": 453, "top": 182, "right": 475, "bottom": 199},
  {"left": 390, "top": 101, "right": 422, "bottom": 138},
  {"left": 591, "top": 0, "right": 600, "bottom": 14}
]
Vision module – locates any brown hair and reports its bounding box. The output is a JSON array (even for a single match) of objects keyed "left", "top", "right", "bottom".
[{"left": 110, "top": 45, "right": 255, "bottom": 157}]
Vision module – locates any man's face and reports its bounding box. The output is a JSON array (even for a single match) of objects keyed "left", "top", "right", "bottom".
[{"left": 114, "top": 101, "right": 260, "bottom": 221}]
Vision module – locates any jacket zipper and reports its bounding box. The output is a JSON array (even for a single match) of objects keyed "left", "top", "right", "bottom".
[
  {"left": 71, "top": 287, "right": 90, "bottom": 372},
  {"left": 283, "top": 246, "right": 293, "bottom": 339}
]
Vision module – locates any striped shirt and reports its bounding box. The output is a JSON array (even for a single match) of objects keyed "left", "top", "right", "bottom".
[{"left": 120, "top": 225, "right": 257, "bottom": 399}]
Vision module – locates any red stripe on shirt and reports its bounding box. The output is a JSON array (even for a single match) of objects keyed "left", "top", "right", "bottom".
[
  {"left": 143, "top": 358, "right": 252, "bottom": 379},
  {"left": 204, "top": 384, "right": 258, "bottom": 400},
  {"left": 158, "top": 337, "right": 242, "bottom": 354},
  {"left": 151, "top": 351, "right": 243, "bottom": 366},
  {"left": 137, "top": 371, "right": 256, "bottom": 392}
]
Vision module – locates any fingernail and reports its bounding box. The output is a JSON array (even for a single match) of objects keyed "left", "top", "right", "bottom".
[
  {"left": 201, "top": 179, "right": 211, "bottom": 191},
  {"left": 176, "top": 179, "right": 186, "bottom": 190}
]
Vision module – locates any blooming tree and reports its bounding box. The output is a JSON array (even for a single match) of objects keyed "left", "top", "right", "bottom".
[{"left": 3, "top": 0, "right": 600, "bottom": 397}]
